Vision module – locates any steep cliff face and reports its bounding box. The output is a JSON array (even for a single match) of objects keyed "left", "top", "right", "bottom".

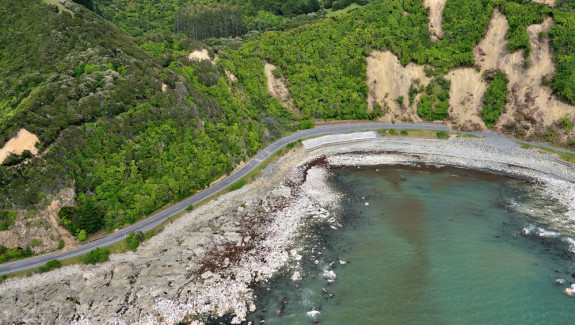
[
  {"left": 0, "top": 188, "right": 76, "bottom": 253},
  {"left": 366, "top": 8, "right": 575, "bottom": 139}
]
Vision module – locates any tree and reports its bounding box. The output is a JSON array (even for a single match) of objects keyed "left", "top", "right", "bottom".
[
  {"left": 71, "top": 0, "right": 94, "bottom": 11},
  {"left": 125, "top": 233, "right": 140, "bottom": 252},
  {"left": 79, "top": 198, "right": 102, "bottom": 233}
]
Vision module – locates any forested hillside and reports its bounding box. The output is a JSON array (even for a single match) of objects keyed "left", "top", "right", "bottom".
[
  {"left": 0, "top": 0, "right": 574, "bottom": 260},
  {"left": 223, "top": 0, "right": 574, "bottom": 120},
  {"left": 0, "top": 0, "right": 294, "bottom": 256},
  {"left": 92, "top": 0, "right": 356, "bottom": 38}
]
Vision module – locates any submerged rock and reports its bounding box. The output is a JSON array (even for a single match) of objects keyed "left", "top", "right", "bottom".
[
  {"left": 291, "top": 271, "right": 302, "bottom": 282},
  {"left": 322, "top": 270, "right": 337, "bottom": 284},
  {"left": 307, "top": 310, "right": 320, "bottom": 318}
]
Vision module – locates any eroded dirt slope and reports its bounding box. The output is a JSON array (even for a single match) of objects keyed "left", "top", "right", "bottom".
[
  {"left": 366, "top": 50, "right": 430, "bottom": 123},
  {"left": 264, "top": 63, "right": 296, "bottom": 112},
  {"left": 367, "top": 8, "right": 574, "bottom": 138},
  {"left": 423, "top": 0, "right": 447, "bottom": 41},
  {"left": 474, "top": 10, "right": 573, "bottom": 137},
  {"left": 0, "top": 129, "right": 39, "bottom": 164}
]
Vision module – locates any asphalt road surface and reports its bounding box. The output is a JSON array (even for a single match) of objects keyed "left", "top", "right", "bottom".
[{"left": 0, "top": 122, "right": 569, "bottom": 275}]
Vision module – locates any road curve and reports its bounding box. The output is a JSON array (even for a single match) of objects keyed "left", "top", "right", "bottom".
[{"left": 0, "top": 122, "right": 571, "bottom": 275}]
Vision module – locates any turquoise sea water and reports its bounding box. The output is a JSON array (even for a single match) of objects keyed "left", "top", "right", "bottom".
[{"left": 247, "top": 166, "right": 575, "bottom": 324}]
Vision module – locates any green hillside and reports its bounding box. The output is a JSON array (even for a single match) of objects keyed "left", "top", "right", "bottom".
[{"left": 0, "top": 0, "right": 293, "bottom": 240}]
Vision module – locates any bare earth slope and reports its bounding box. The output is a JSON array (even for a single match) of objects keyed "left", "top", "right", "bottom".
[
  {"left": 0, "top": 128, "right": 39, "bottom": 164},
  {"left": 264, "top": 63, "right": 296, "bottom": 112},
  {"left": 474, "top": 11, "right": 573, "bottom": 136},
  {"left": 423, "top": 0, "right": 447, "bottom": 41},
  {"left": 368, "top": 8, "right": 574, "bottom": 137},
  {"left": 366, "top": 50, "right": 430, "bottom": 123}
]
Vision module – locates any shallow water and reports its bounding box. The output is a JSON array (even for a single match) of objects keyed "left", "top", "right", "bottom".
[{"left": 247, "top": 166, "right": 575, "bottom": 324}]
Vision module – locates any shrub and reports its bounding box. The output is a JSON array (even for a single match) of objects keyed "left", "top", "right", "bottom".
[
  {"left": 2, "top": 152, "right": 26, "bottom": 166},
  {"left": 30, "top": 239, "right": 41, "bottom": 247},
  {"left": 559, "top": 116, "right": 574, "bottom": 131},
  {"left": 482, "top": 72, "right": 509, "bottom": 128},
  {"left": 58, "top": 239, "right": 65, "bottom": 250},
  {"left": 436, "top": 131, "right": 449, "bottom": 139},
  {"left": 38, "top": 259, "right": 62, "bottom": 273},
  {"left": 389, "top": 129, "right": 397, "bottom": 135},
  {"left": 400, "top": 129, "right": 408, "bottom": 136},
  {"left": 77, "top": 229, "right": 87, "bottom": 242},
  {"left": 186, "top": 204, "right": 194, "bottom": 211},
  {"left": 299, "top": 119, "right": 314, "bottom": 129},
  {"left": 125, "top": 233, "right": 140, "bottom": 252},
  {"left": 83, "top": 247, "right": 110, "bottom": 265}
]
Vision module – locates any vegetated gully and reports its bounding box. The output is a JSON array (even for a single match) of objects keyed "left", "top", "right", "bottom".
[{"left": 0, "top": 122, "right": 572, "bottom": 275}]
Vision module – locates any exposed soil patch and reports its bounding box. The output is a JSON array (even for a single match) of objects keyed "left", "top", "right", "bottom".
[
  {"left": 188, "top": 49, "right": 211, "bottom": 62},
  {"left": 365, "top": 10, "right": 575, "bottom": 139},
  {"left": 0, "top": 128, "right": 39, "bottom": 164},
  {"left": 423, "top": 0, "right": 447, "bottom": 41},
  {"left": 0, "top": 188, "right": 76, "bottom": 253},
  {"left": 264, "top": 63, "right": 296, "bottom": 113},
  {"left": 366, "top": 50, "right": 430, "bottom": 123},
  {"left": 445, "top": 68, "right": 488, "bottom": 131},
  {"left": 474, "top": 10, "right": 574, "bottom": 139},
  {"left": 530, "top": 0, "right": 556, "bottom": 6},
  {"left": 225, "top": 69, "right": 238, "bottom": 82}
]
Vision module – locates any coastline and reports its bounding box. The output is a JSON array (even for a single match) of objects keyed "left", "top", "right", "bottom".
[{"left": 0, "top": 134, "right": 573, "bottom": 324}]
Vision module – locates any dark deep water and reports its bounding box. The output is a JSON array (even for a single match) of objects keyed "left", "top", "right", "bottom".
[{"left": 247, "top": 165, "right": 575, "bottom": 324}]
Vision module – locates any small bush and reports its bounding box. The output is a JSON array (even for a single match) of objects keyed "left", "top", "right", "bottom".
[
  {"left": 299, "top": 119, "right": 314, "bottom": 129},
  {"left": 559, "top": 117, "right": 574, "bottom": 131},
  {"left": 30, "top": 239, "right": 41, "bottom": 247},
  {"left": 125, "top": 233, "right": 140, "bottom": 252},
  {"left": 58, "top": 239, "right": 65, "bottom": 250},
  {"left": 77, "top": 229, "right": 87, "bottom": 242},
  {"left": 186, "top": 204, "right": 194, "bottom": 211},
  {"left": 83, "top": 247, "right": 110, "bottom": 265},
  {"left": 400, "top": 130, "right": 408, "bottom": 136},
  {"left": 436, "top": 131, "right": 449, "bottom": 139},
  {"left": 38, "top": 259, "right": 62, "bottom": 273},
  {"left": 229, "top": 179, "right": 246, "bottom": 191},
  {"left": 389, "top": 129, "right": 397, "bottom": 135}
]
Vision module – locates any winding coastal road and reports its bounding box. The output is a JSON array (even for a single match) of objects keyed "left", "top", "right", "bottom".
[{"left": 0, "top": 122, "right": 572, "bottom": 275}]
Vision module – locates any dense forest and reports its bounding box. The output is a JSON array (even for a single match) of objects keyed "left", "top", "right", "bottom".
[
  {"left": 92, "top": 0, "right": 353, "bottom": 37},
  {"left": 0, "top": 0, "right": 574, "bottom": 260},
  {"left": 0, "top": 0, "right": 293, "bottom": 247}
]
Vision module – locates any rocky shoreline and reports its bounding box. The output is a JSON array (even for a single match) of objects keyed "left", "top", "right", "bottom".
[{"left": 0, "top": 134, "right": 573, "bottom": 324}]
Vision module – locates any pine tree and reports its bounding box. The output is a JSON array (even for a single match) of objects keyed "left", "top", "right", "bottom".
[{"left": 79, "top": 199, "right": 102, "bottom": 233}]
